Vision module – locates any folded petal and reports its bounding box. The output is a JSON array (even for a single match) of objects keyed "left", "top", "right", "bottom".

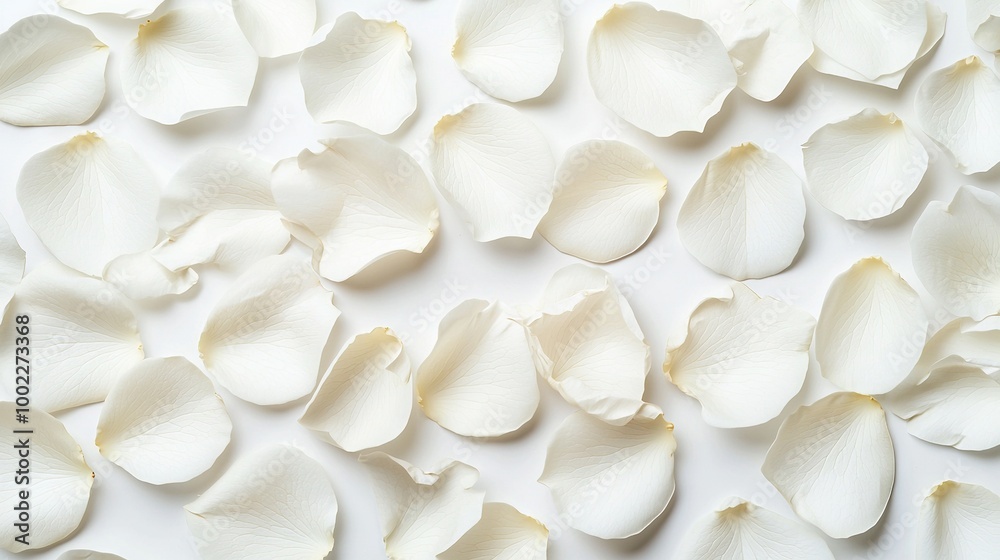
[
  {"left": 916, "top": 56, "right": 1000, "bottom": 174},
  {"left": 0, "top": 263, "right": 144, "bottom": 412},
  {"left": 673, "top": 497, "right": 835, "bottom": 560},
  {"left": 96, "top": 357, "right": 232, "bottom": 484},
  {"left": 527, "top": 265, "right": 650, "bottom": 425},
  {"left": 0, "top": 212, "right": 25, "bottom": 311},
  {"left": 678, "top": 143, "right": 806, "bottom": 280},
  {"left": 664, "top": 282, "right": 815, "bottom": 428},
  {"left": 883, "top": 360, "right": 1000, "bottom": 451},
  {"left": 0, "top": 16, "right": 108, "bottom": 126},
  {"left": 300, "top": 328, "right": 412, "bottom": 452},
  {"left": 911, "top": 186, "right": 1000, "bottom": 320},
  {"left": 452, "top": 0, "right": 563, "bottom": 102},
  {"left": 539, "top": 405, "right": 676, "bottom": 539},
  {"left": 185, "top": 444, "right": 337, "bottom": 560},
  {"left": 762, "top": 392, "right": 894, "bottom": 538},
  {"left": 917, "top": 480, "right": 1000, "bottom": 560},
  {"left": 153, "top": 209, "right": 290, "bottom": 274},
  {"left": 799, "top": 0, "right": 927, "bottom": 80},
  {"left": 967, "top": 0, "right": 1000, "bottom": 51},
  {"left": 300, "top": 13, "right": 416, "bottom": 134},
  {"left": 0, "top": 403, "right": 93, "bottom": 552},
  {"left": 538, "top": 139, "right": 667, "bottom": 263},
  {"left": 439, "top": 502, "right": 548, "bottom": 560},
  {"left": 677, "top": 0, "right": 813, "bottom": 101},
  {"left": 122, "top": 7, "right": 258, "bottom": 124},
  {"left": 417, "top": 299, "right": 538, "bottom": 437},
  {"left": 912, "top": 315, "right": 1000, "bottom": 381},
  {"left": 803, "top": 109, "right": 928, "bottom": 220},
  {"left": 103, "top": 251, "right": 199, "bottom": 300},
  {"left": 431, "top": 103, "right": 555, "bottom": 241},
  {"left": 360, "top": 452, "right": 485, "bottom": 560},
  {"left": 272, "top": 136, "right": 439, "bottom": 282},
  {"left": 816, "top": 257, "right": 928, "bottom": 395},
  {"left": 232, "top": 0, "right": 316, "bottom": 57},
  {"left": 57, "top": 0, "right": 164, "bottom": 18},
  {"left": 16, "top": 133, "right": 160, "bottom": 276},
  {"left": 198, "top": 254, "right": 340, "bottom": 405},
  {"left": 587, "top": 3, "right": 736, "bottom": 137},
  {"left": 807, "top": 3, "right": 945, "bottom": 88}
]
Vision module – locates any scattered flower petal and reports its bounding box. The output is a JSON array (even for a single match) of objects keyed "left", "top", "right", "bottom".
[
  {"left": 185, "top": 444, "right": 337, "bottom": 560},
  {"left": 762, "top": 392, "right": 894, "bottom": 538},
  {"left": 300, "top": 13, "right": 416, "bottom": 134},
  {"left": 539, "top": 404, "right": 675, "bottom": 539},
  {"left": 815, "top": 257, "right": 928, "bottom": 395},
  {"left": 272, "top": 136, "right": 439, "bottom": 282},
  {"left": 58, "top": 552, "right": 126, "bottom": 560},
  {"left": 103, "top": 251, "right": 199, "bottom": 300},
  {"left": 911, "top": 315, "right": 1000, "bottom": 380},
  {"left": 439, "top": 502, "right": 548, "bottom": 560},
  {"left": 917, "top": 480, "right": 1000, "bottom": 560},
  {"left": 417, "top": 299, "right": 538, "bottom": 437},
  {"left": 0, "top": 16, "right": 108, "bottom": 126},
  {"left": 431, "top": 103, "right": 555, "bottom": 241},
  {"left": 16, "top": 133, "right": 160, "bottom": 277},
  {"left": 911, "top": 186, "right": 1000, "bottom": 320},
  {"left": 664, "top": 282, "right": 816, "bottom": 428},
  {"left": 121, "top": 7, "right": 258, "bottom": 124},
  {"left": 587, "top": 2, "right": 736, "bottom": 136},
  {"left": 538, "top": 139, "right": 667, "bottom": 263},
  {"left": 232, "top": 0, "right": 316, "bottom": 58},
  {"left": 452, "top": 0, "right": 564, "bottom": 102},
  {"left": 677, "top": 143, "right": 806, "bottom": 280},
  {"left": 0, "top": 212, "right": 25, "bottom": 311},
  {"left": 300, "top": 328, "right": 412, "bottom": 452},
  {"left": 57, "top": 0, "right": 164, "bottom": 18},
  {"left": 198, "top": 254, "right": 340, "bottom": 405},
  {"left": 360, "top": 452, "right": 485, "bottom": 560},
  {"left": 967, "top": 0, "right": 1000, "bottom": 51}
]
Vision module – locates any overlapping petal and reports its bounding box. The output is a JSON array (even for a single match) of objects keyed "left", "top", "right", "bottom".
[
  {"left": 917, "top": 480, "right": 1000, "bottom": 560},
  {"left": 967, "top": 0, "right": 1000, "bottom": 51},
  {"left": 0, "top": 212, "right": 25, "bottom": 312},
  {"left": 439, "top": 502, "right": 548, "bottom": 560}
]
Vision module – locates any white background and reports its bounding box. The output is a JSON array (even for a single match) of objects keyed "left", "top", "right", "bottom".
[{"left": 2, "top": 0, "right": 999, "bottom": 559}]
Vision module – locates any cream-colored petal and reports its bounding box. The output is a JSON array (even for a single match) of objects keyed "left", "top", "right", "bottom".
[
  {"left": 121, "top": 7, "right": 258, "bottom": 124},
  {"left": 0, "top": 262, "right": 144, "bottom": 412},
  {"left": 0, "top": 403, "right": 93, "bottom": 552},
  {"left": 673, "top": 497, "right": 835, "bottom": 560},
  {"left": 272, "top": 136, "right": 439, "bottom": 282},
  {"left": 360, "top": 452, "right": 485, "bottom": 559},
  {"left": 911, "top": 186, "right": 1000, "bottom": 320},
  {"left": 917, "top": 481, "right": 1000, "bottom": 560},
  {"left": 803, "top": 109, "right": 928, "bottom": 220},
  {"left": 538, "top": 139, "right": 667, "bottom": 263},
  {"left": 0, "top": 212, "right": 25, "bottom": 312},
  {"left": 664, "top": 283, "right": 816, "bottom": 428},
  {"left": 916, "top": 56, "right": 1000, "bottom": 174},
  {"left": 762, "top": 392, "right": 894, "bottom": 538},
  {"left": 587, "top": 2, "right": 736, "bottom": 137},
  {"left": 431, "top": 103, "right": 555, "bottom": 241},
  {"left": 232, "top": 0, "right": 316, "bottom": 57},
  {"left": 452, "top": 0, "right": 564, "bottom": 102},
  {"left": 300, "top": 328, "right": 412, "bottom": 452},
  {"left": 815, "top": 257, "right": 928, "bottom": 395},
  {"left": 539, "top": 405, "right": 675, "bottom": 539},
  {"left": 0, "top": 16, "right": 108, "bottom": 126},
  {"left": 58, "top": 551, "right": 126, "bottom": 560},
  {"left": 527, "top": 265, "right": 650, "bottom": 425},
  {"left": 103, "top": 251, "right": 199, "bottom": 300},
  {"left": 185, "top": 444, "right": 337, "bottom": 560},
  {"left": 911, "top": 315, "right": 1000, "bottom": 381},
  {"left": 300, "top": 13, "right": 416, "bottom": 134},
  {"left": 439, "top": 502, "right": 548, "bottom": 560},
  {"left": 198, "top": 254, "right": 340, "bottom": 405},
  {"left": 968, "top": 0, "right": 1000, "bottom": 51},
  {"left": 16, "top": 133, "right": 160, "bottom": 276},
  {"left": 417, "top": 300, "right": 538, "bottom": 437},
  {"left": 96, "top": 357, "right": 232, "bottom": 484},
  {"left": 677, "top": 143, "right": 806, "bottom": 280},
  {"left": 57, "top": 0, "right": 164, "bottom": 18}
]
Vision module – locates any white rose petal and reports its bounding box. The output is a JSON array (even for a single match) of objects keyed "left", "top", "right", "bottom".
[
  {"left": 57, "top": 0, "right": 164, "bottom": 18},
  {"left": 417, "top": 300, "right": 538, "bottom": 437},
  {"left": 231, "top": 0, "right": 316, "bottom": 58},
  {"left": 300, "top": 328, "right": 412, "bottom": 452},
  {"left": 0, "top": 16, "right": 108, "bottom": 126},
  {"left": 762, "top": 392, "right": 894, "bottom": 538},
  {"left": 440, "top": 502, "right": 549, "bottom": 560},
  {"left": 272, "top": 136, "right": 439, "bottom": 282},
  {"left": 677, "top": 143, "right": 806, "bottom": 280},
  {"left": 587, "top": 2, "right": 736, "bottom": 137},
  {"left": 538, "top": 140, "right": 667, "bottom": 263},
  {"left": 917, "top": 480, "right": 1000, "bottom": 560},
  {"left": 103, "top": 251, "right": 199, "bottom": 300},
  {"left": 0, "top": 212, "right": 25, "bottom": 312},
  {"left": 431, "top": 103, "right": 555, "bottom": 241},
  {"left": 16, "top": 133, "right": 160, "bottom": 277},
  {"left": 199, "top": 255, "right": 340, "bottom": 405},
  {"left": 911, "top": 315, "right": 1000, "bottom": 381},
  {"left": 58, "top": 552, "right": 126, "bottom": 560},
  {"left": 967, "top": 0, "right": 1000, "bottom": 51}
]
